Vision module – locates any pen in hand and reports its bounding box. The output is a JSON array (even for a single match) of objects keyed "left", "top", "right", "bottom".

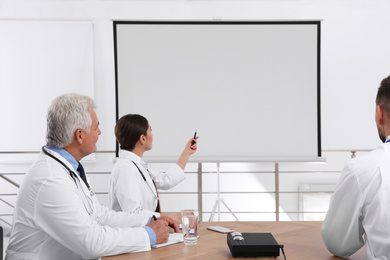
[{"left": 191, "top": 130, "right": 197, "bottom": 145}]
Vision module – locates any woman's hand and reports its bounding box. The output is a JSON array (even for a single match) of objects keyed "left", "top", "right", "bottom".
[
  {"left": 176, "top": 137, "right": 199, "bottom": 169},
  {"left": 186, "top": 136, "right": 198, "bottom": 155}
]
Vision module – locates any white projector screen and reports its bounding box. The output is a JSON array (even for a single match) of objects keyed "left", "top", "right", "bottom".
[{"left": 114, "top": 21, "right": 321, "bottom": 162}]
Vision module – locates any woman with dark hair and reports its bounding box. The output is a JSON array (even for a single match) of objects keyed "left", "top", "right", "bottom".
[{"left": 109, "top": 114, "right": 198, "bottom": 218}]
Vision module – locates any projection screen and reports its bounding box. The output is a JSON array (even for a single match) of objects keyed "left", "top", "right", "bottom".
[{"left": 114, "top": 21, "right": 321, "bottom": 162}]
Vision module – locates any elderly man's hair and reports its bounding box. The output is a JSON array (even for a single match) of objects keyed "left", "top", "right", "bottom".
[{"left": 46, "top": 93, "right": 96, "bottom": 148}]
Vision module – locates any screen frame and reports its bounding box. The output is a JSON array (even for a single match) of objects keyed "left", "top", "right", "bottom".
[{"left": 113, "top": 20, "right": 321, "bottom": 162}]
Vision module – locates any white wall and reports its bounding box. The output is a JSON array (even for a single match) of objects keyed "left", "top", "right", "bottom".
[
  {"left": 1, "top": 0, "right": 389, "bottom": 151},
  {"left": 1, "top": 0, "right": 390, "bottom": 235}
]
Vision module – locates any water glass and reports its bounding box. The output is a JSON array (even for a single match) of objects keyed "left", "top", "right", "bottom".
[{"left": 181, "top": 209, "right": 199, "bottom": 245}]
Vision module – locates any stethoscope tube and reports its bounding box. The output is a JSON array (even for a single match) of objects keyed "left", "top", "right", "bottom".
[
  {"left": 42, "top": 147, "right": 79, "bottom": 186},
  {"left": 41, "top": 146, "right": 94, "bottom": 215},
  {"left": 131, "top": 161, "right": 159, "bottom": 202}
]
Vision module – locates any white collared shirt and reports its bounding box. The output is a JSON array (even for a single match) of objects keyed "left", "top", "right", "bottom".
[
  {"left": 109, "top": 150, "right": 185, "bottom": 215},
  {"left": 321, "top": 138, "right": 390, "bottom": 259}
]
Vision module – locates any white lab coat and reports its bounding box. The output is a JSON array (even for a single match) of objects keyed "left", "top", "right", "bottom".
[
  {"left": 321, "top": 141, "right": 390, "bottom": 260},
  {"left": 109, "top": 150, "right": 185, "bottom": 215},
  {"left": 6, "top": 148, "right": 152, "bottom": 260}
]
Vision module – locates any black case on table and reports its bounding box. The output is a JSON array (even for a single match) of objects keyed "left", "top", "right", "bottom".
[{"left": 227, "top": 232, "right": 281, "bottom": 258}]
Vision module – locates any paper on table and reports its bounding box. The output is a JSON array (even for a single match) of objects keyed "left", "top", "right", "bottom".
[{"left": 151, "top": 233, "right": 184, "bottom": 248}]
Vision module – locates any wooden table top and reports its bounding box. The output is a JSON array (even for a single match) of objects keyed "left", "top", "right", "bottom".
[{"left": 102, "top": 221, "right": 367, "bottom": 260}]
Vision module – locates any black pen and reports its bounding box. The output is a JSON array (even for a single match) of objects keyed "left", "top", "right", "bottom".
[
  {"left": 152, "top": 215, "right": 157, "bottom": 221},
  {"left": 191, "top": 130, "right": 197, "bottom": 145}
]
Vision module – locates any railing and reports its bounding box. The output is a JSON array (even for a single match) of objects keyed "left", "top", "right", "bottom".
[{"left": 0, "top": 149, "right": 370, "bottom": 232}]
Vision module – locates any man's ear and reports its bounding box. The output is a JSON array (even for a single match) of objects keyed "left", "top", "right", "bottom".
[{"left": 75, "top": 129, "right": 83, "bottom": 145}]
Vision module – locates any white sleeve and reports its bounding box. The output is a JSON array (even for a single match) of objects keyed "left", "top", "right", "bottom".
[
  {"left": 93, "top": 196, "right": 152, "bottom": 228},
  {"left": 320, "top": 163, "right": 365, "bottom": 258},
  {"left": 111, "top": 164, "right": 158, "bottom": 216},
  {"left": 35, "top": 175, "right": 151, "bottom": 259},
  {"left": 150, "top": 164, "right": 185, "bottom": 190}
]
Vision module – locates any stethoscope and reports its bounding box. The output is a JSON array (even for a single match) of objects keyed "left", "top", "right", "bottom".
[
  {"left": 131, "top": 161, "right": 159, "bottom": 202},
  {"left": 42, "top": 146, "right": 95, "bottom": 215}
]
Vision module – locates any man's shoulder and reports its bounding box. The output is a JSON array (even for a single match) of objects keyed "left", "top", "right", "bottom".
[
  {"left": 344, "top": 144, "right": 387, "bottom": 181},
  {"left": 27, "top": 153, "right": 72, "bottom": 182},
  {"left": 351, "top": 144, "right": 387, "bottom": 164}
]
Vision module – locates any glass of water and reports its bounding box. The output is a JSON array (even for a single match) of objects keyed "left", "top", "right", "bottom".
[{"left": 181, "top": 209, "right": 199, "bottom": 245}]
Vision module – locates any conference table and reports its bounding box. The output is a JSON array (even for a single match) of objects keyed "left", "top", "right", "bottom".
[{"left": 102, "top": 221, "right": 367, "bottom": 260}]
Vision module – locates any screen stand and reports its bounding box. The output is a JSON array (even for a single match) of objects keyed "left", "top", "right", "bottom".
[{"left": 209, "top": 162, "right": 239, "bottom": 221}]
